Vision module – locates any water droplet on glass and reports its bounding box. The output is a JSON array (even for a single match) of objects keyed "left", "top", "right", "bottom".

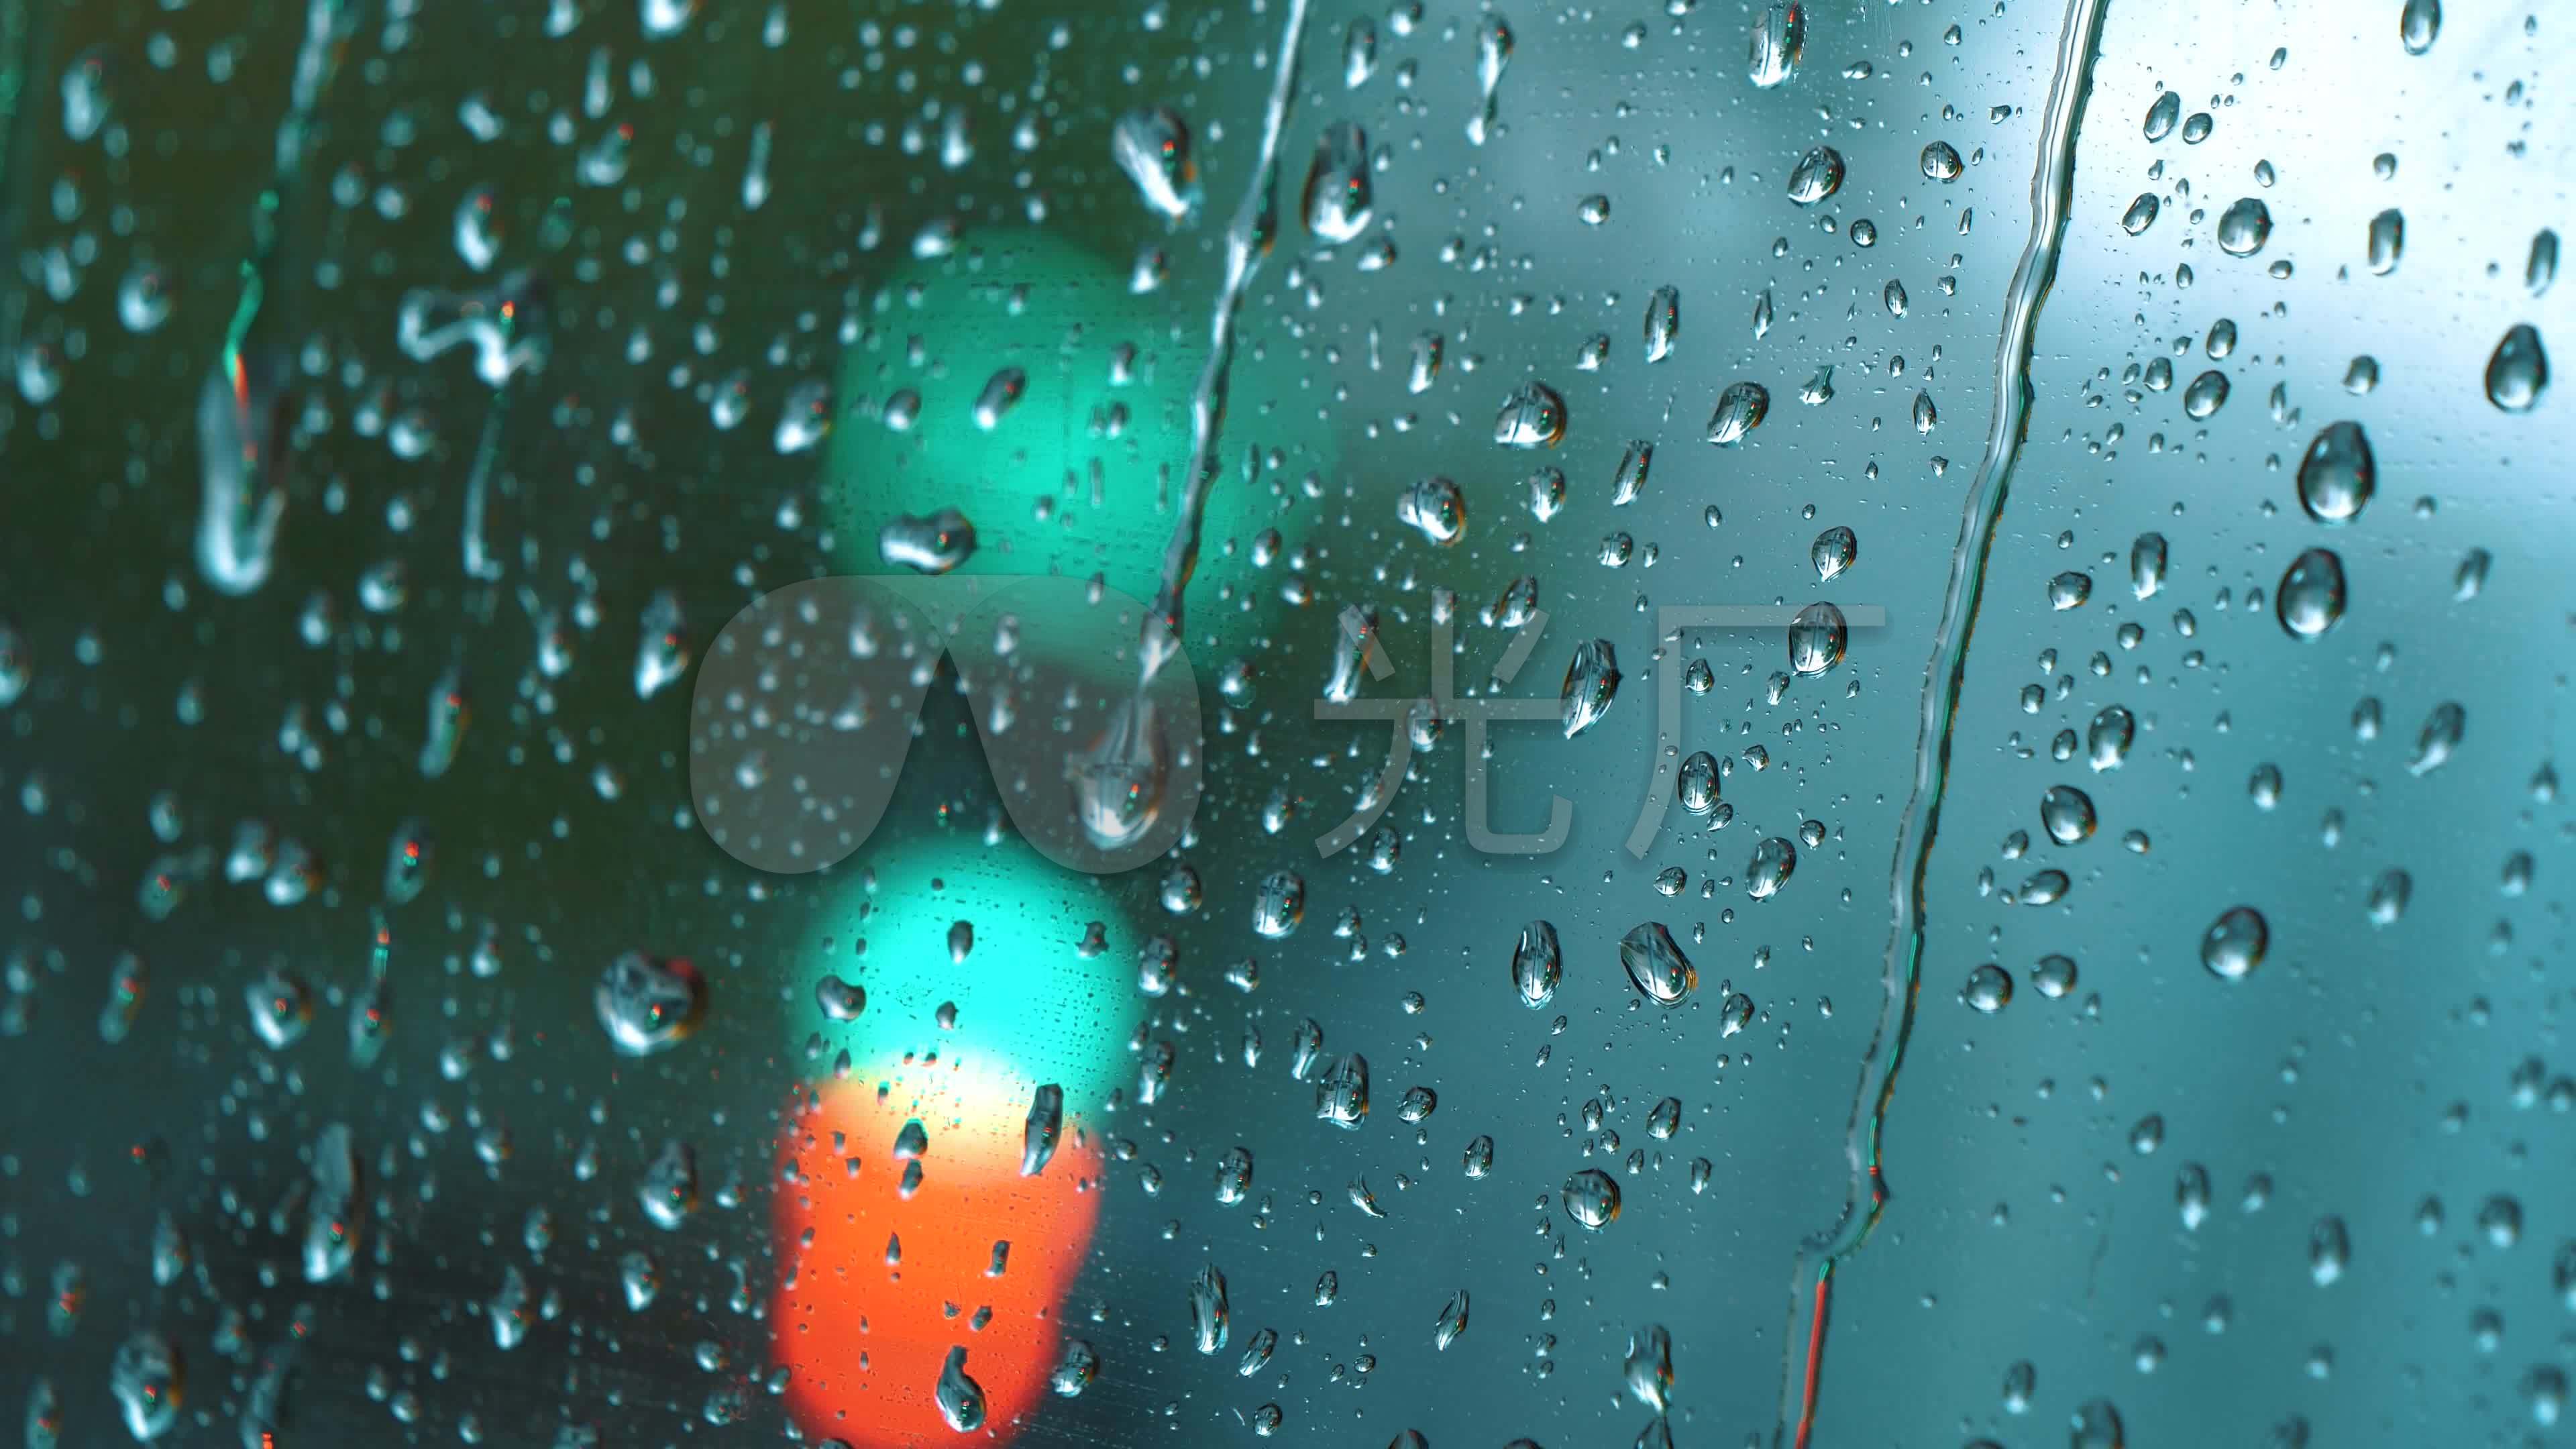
[
  {"left": 2216, "top": 198, "right": 2272, "bottom": 256},
  {"left": 971, "top": 368, "right": 1026, "bottom": 431},
  {"left": 1398, "top": 476, "right": 1468, "bottom": 545},
  {"left": 1624, "top": 1325, "right": 1674, "bottom": 1409},
  {"left": 2366, "top": 208, "right": 2404, "bottom": 274},
  {"left": 1022, "top": 1084, "right": 1065, "bottom": 1176},
  {"left": 2296, "top": 421, "right": 2375, "bottom": 523},
  {"left": 639, "top": 1138, "right": 700, "bottom": 1230},
  {"left": 879, "top": 507, "right": 978, "bottom": 574},
  {"left": 109, "top": 1332, "right": 183, "bottom": 1442},
  {"left": 2144, "top": 91, "right": 2180, "bottom": 142},
  {"left": 2310, "top": 1215, "right": 2351, "bottom": 1284},
  {"left": 1747, "top": 3, "right": 1803, "bottom": 88},
  {"left": 1811, "top": 526, "right": 1857, "bottom": 582},
  {"left": 1619, "top": 922, "right": 1697, "bottom": 1005},
  {"left": 1112, "top": 107, "right": 1199, "bottom": 222},
  {"left": 2201, "top": 906, "right": 2269, "bottom": 981},
  {"left": 246, "top": 965, "right": 313, "bottom": 1049},
  {"left": 815, "top": 975, "right": 865, "bottom": 1022},
  {"left": 2409, "top": 701, "right": 2465, "bottom": 775},
  {"left": 1787, "top": 601, "right": 1846, "bottom": 675},
  {"left": 1495, "top": 378, "right": 1568, "bottom": 448},
  {"left": 1611, "top": 440, "right": 1654, "bottom": 506},
  {"left": 1345, "top": 17, "right": 1379, "bottom": 87},
  {"left": 1562, "top": 1168, "right": 1621, "bottom": 1229},
  {"left": 1678, "top": 751, "right": 1720, "bottom": 814},
  {"left": 1252, "top": 869, "right": 1307, "bottom": 938},
  {"left": 1705, "top": 381, "right": 1769, "bottom": 445},
  {"left": 1432, "top": 1289, "right": 1470, "bottom": 1350},
  {"left": 1560, "top": 639, "right": 1621, "bottom": 737},
  {"left": 195, "top": 354, "right": 289, "bottom": 597},
  {"left": 633, "top": 588, "right": 690, "bottom": 700},
  {"left": 1642, "top": 284, "right": 1680, "bottom": 362},
  {"left": 1512, "top": 920, "right": 1562, "bottom": 1008},
  {"left": 2485, "top": 324, "right": 2548, "bottom": 412},
  {"left": 1747, "top": 836, "right": 1798, "bottom": 898},
  {"left": 2121, "top": 193, "right": 2159, "bottom": 235},
  {"left": 2367, "top": 868, "right": 2412, "bottom": 926},
  {"left": 595, "top": 953, "right": 705, "bottom": 1055},
  {"left": 2528, "top": 229, "right": 2559, "bottom": 296},
  {"left": 1786, "top": 146, "right": 1845, "bottom": 205},
  {"left": 935, "top": 1346, "right": 987, "bottom": 1430},
  {"left": 2400, "top": 0, "right": 2440, "bottom": 54},
  {"left": 2182, "top": 369, "right": 2229, "bottom": 419},
  {"left": 2275, "top": 548, "right": 2347, "bottom": 639},
  {"left": 1466, "top": 15, "right": 1514, "bottom": 146},
  {"left": 2041, "top": 785, "right": 2097, "bottom": 845},
  {"left": 1964, "top": 963, "right": 2013, "bottom": 1013},
  {"left": 1302, "top": 121, "right": 1373, "bottom": 243},
  {"left": 1051, "top": 1339, "right": 1100, "bottom": 1398},
  {"left": 1315, "top": 1053, "right": 1371, "bottom": 1128},
  {"left": 2065, "top": 1398, "right": 2126, "bottom": 1449},
  {"left": 1921, "top": 140, "right": 1962, "bottom": 180}
]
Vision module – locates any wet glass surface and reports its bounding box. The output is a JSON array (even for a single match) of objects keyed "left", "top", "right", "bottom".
[{"left": 0, "top": 1, "right": 2568, "bottom": 1446}]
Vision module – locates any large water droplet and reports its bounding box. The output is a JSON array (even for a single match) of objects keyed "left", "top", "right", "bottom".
[
  {"left": 1398, "top": 476, "right": 1468, "bottom": 545},
  {"left": 1022, "top": 1084, "right": 1065, "bottom": 1175},
  {"left": 2040, "top": 785, "right": 2097, "bottom": 845},
  {"left": 1747, "top": 836, "right": 1798, "bottom": 898},
  {"left": 2408, "top": 701, "right": 2465, "bottom": 775},
  {"left": 1786, "top": 146, "right": 1845, "bottom": 205},
  {"left": 2399, "top": 0, "right": 2440, "bottom": 54},
  {"left": 109, "top": 1332, "right": 184, "bottom": 1442},
  {"left": 1562, "top": 1168, "right": 1621, "bottom": 1229},
  {"left": 1705, "top": 380, "right": 1770, "bottom": 445},
  {"left": 1432, "top": 1289, "right": 1470, "bottom": 1350},
  {"left": 2366, "top": 208, "right": 2404, "bottom": 274},
  {"left": 2295, "top": 421, "right": 2375, "bottom": 523},
  {"left": 1494, "top": 378, "right": 1568, "bottom": 448},
  {"left": 1112, "top": 107, "right": 1199, "bottom": 222},
  {"left": 2485, "top": 324, "right": 2549, "bottom": 412},
  {"left": 2201, "top": 906, "right": 2269, "bottom": 981},
  {"left": 1747, "top": 3, "right": 1803, "bottom": 88},
  {"left": 2182, "top": 369, "right": 2230, "bottom": 419},
  {"left": 1302, "top": 121, "right": 1373, "bottom": 243},
  {"left": 935, "top": 1346, "right": 988, "bottom": 1430},
  {"left": 639, "top": 1138, "right": 700, "bottom": 1230},
  {"left": 2143, "top": 91, "right": 2180, "bottom": 142},
  {"left": 1619, "top": 922, "right": 1697, "bottom": 1005},
  {"left": 2275, "top": 548, "right": 2347, "bottom": 638},
  {"left": 2216, "top": 198, "right": 2272, "bottom": 256},
  {"left": 1315, "top": 1053, "right": 1370, "bottom": 1127},
  {"left": 1560, "top": 639, "right": 1621, "bottom": 738},
  {"left": 1642, "top": 284, "right": 1680, "bottom": 362},
  {"left": 1624, "top": 1325, "right": 1674, "bottom": 1409},
  {"left": 595, "top": 953, "right": 705, "bottom": 1055},
  {"left": 1511, "top": 920, "right": 1562, "bottom": 1008},
  {"left": 1787, "top": 601, "right": 1847, "bottom": 675}
]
